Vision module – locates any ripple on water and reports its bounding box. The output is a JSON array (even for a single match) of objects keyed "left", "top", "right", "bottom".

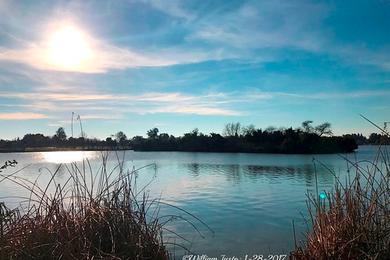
[{"left": 0, "top": 147, "right": 381, "bottom": 256}]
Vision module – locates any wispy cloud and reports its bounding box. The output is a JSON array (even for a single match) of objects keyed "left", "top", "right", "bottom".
[
  {"left": 149, "top": 105, "right": 241, "bottom": 116},
  {"left": 0, "top": 0, "right": 389, "bottom": 75},
  {"left": 183, "top": 0, "right": 390, "bottom": 72},
  {"left": 0, "top": 90, "right": 254, "bottom": 117},
  {"left": 0, "top": 112, "right": 48, "bottom": 120},
  {"left": 0, "top": 91, "right": 128, "bottom": 101},
  {"left": 0, "top": 0, "right": 327, "bottom": 74},
  {"left": 0, "top": 0, "right": 389, "bottom": 139},
  {"left": 0, "top": 41, "right": 176, "bottom": 74},
  {"left": 0, "top": 31, "right": 235, "bottom": 74},
  {"left": 137, "top": 92, "right": 195, "bottom": 102},
  {"left": 188, "top": 1, "right": 327, "bottom": 52},
  {"left": 2, "top": 88, "right": 388, "bottom": 121},
  {"left": 81, "top": 114, "right": 124, "bottom": 120},
  {"left": 140, "top": 0, "right": 196, "bottom": 21},
  {"left": 272, "top": 90, "right": 390, "bottom": 100}
]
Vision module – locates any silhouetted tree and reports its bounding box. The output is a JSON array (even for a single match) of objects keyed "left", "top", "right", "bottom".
[
  {"left": 191, "top": 128, "right": 199, "bottom": 136},
  {"left": 265, "top": 126, "right": 276, "bottom": 133},
  {"left": 158, "top": 133, "right": 170, "bottom": 141},
  {"left": 368, "top": 133, "right": 390, "bottom": 145},
  {"left": 54, "top": 127, "right": 67, "bottom": 141},
  {"left": 114, "top": 131, "right": 127, "bottom": 145},
  {"left": 223, "top": 123, "right": 241, "bottom": 137},
  {"left": 147, "top": 128, "right": 159, "bottom": 139},
  {"left": 0, "top": 122, "right": 361, "bottom": 153},
  {"left": 315, "top": 122, "right": 333, "bottom": 136},
  {"left": 105, "top": 137, "right": 116, "bottom": 146},
  {"left": 302, "top": 120, "right": 314, "bottom": 133},
  {"left": 343, "top": 133, "right": 368, "bottom": 145},
  {"left": 242, "top": 124, "right": 256, "bottom": 136},
  {"left": 22, "top": 134, "right": 51, "bottom": 147}
]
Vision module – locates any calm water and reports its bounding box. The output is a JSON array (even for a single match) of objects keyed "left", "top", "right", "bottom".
[{"left": 0, "top": 146, "right": 382, "bottom": 257}]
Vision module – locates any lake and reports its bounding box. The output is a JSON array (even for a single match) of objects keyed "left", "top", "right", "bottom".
[{"left": 0, "top": 146, "right": 381, "bottom": 258}]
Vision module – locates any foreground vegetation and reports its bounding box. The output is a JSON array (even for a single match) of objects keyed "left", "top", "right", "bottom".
[
  {"left": 0, "top": 121, "right": 360, "bottom": 154},
  {"left": 0, "top": 155, "right": 172, "bottom": 259},
  {"left": 292, "top": 142, "right": 390, "bottom": 259}
]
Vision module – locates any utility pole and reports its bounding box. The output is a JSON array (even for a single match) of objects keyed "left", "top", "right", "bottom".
[
  {"left": 71, "top": 112, "right": 74, "bottom": 138},
  {"left": 77, "top": 114, "right": 84, "bottom": 138}
]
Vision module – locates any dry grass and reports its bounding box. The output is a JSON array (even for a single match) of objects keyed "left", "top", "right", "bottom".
[
  {"left": 292, "top": 143, "right": 390, "bottom": 259},
  {"left": 0, "top": 153, "right": 172, "bottom": 259}
]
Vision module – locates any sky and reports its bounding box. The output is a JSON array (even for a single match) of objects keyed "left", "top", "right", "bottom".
[{"left": 0, "top": 0, "right": 389, "bottom": 139}]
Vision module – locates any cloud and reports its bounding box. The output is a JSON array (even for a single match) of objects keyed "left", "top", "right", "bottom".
[
  {"left": 3, "top": 88, "right": 387, "bottom": 121},
  {"left": 272, "top": 90, "right": 390, "bottom": 100},
  {"left": 183, "top": 0, "right": 390, "bottom": 72},
  {"left": 149, "top": 105, "right": 241, "bottom": 116},
  {"left": 0, "top": 31, "right": 235, "bottom": 74},
  {"left": 0, "top": 89, "right": 253, "bottom": 117},
  {"left": 334, "top": 45, "right": 390, "bottom": 71},
  {"left": 137, "top": 92, "right": 195, "bottom": 102},
  {"left": 0, "top": 41, "right": 176, "bottom": 74},
  {"left": 1, "top": 0, "right": 389, "bottom": 75},
  {"left": 0, "top": 91, "right": 128, "bottom": 101},
  {"left": 1, "top": 1, "right": 326, "bottom": 74},
  {"left": 188, "top": 0, "right": 327, "bottom": 52},
  {"left": 0, "top": 112, "right": 48, "bottom": 120},
  {"left": 140, "top": 0, "right": 196, "bottom": 21},
  {"left": 81, "top": 114, "right": 124, "bottom": 120}
]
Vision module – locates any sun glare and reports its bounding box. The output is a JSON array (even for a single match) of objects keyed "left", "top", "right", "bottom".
[
  {"left": 47, "top": 25, "right": 92, "bottom": 69},
  {"left": 41, "top": 151, "right": 96, "bottom": 164}
]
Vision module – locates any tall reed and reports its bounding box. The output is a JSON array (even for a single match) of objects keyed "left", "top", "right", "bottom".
[
  {"left": 0, "top": 152, "right": 185, "bottom": 259},
  {"left": 292, "top": 142, "right": 390, "bottom": 259}
]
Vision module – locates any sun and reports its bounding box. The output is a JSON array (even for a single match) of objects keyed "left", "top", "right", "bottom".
[{"left": 46, "top": 25, "right": 92, "bottom": 69}]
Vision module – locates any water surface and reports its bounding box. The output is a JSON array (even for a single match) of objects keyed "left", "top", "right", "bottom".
[{"left": 0, "top": 146, "right": 381, "bottom": 257}]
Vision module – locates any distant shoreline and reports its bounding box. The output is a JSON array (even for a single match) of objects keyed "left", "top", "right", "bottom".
[
  {"left": 3, "top": 122, "right": 376, "bottom": 155},
  {"left": 0, "top": 146, "right": 363, "bottom": 154},
  {"left": 0, "top": 146, "right": 132, "bottom": 153}
]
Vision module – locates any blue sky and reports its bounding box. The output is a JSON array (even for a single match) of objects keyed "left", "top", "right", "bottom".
[{"left": 0, "top": 0, "right": 389, "bottom": 139}]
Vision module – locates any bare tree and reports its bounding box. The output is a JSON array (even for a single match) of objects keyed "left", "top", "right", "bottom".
[
  {"left": 223, "top": 122, "right": 241, "bottom": 137},
  {"left": 302, "top": 120, "right": 314, "bottom": 133},
  {"left": 242, "top": 124, "right": 256, "bottom": 136},
  {"left": 315, "top": 122, "right": 333, "bottom": 136}
]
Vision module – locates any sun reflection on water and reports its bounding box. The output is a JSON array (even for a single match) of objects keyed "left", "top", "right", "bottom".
[{"left": 41, "top": 151, "right": 97, "bottom": 164}]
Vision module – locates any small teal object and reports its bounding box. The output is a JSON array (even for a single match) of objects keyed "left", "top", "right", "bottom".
[{"left": 319, "top": 192, "right": 327, "bottom": 200}]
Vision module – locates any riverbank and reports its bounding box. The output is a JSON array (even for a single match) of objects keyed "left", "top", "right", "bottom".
[
  {"left": 0, "top": 146, "right": 132, "bottom": 153},
  {"left": 0, "top": 146, "right": 356, "bottom": 154}
]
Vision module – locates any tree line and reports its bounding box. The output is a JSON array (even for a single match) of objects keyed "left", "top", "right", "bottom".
[
  {"left": 343, "top": 133, "right": 390, "bottom": 145},
  {"left": 0, "top": 121, "right": 371, "bottom": 154},
  {"left": 131, "top": 121, "right": 358, "bottom": 153}
]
